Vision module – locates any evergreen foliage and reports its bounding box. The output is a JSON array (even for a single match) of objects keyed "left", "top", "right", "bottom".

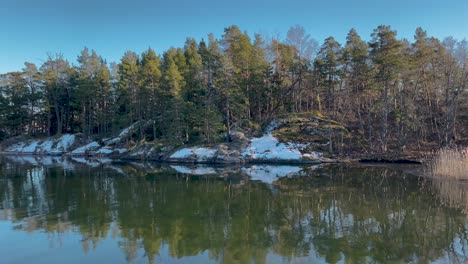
[{"left": 0, "top": 25, "right": 467, "bottom": 154}]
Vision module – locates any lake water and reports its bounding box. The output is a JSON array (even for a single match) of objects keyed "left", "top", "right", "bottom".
[{"left": 0, "top": 156, "right": 467, "bottom": 264}]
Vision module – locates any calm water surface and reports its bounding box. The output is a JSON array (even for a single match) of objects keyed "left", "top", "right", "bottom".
[{"left": 0, "top": 156, "right": 467, "bottom": 264}]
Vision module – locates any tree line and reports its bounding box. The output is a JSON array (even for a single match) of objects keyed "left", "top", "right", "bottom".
[{"left": 1, "top": 25, "right": 467, "bottom": 154}]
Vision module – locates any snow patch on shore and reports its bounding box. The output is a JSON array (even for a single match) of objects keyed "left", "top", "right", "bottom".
[
  {"left": 96, "top": 147, "right": 113, "bottom": 154},
  {"left": 39, "top": 140, "right": 54, "bottom": 153},
  {"left": 241, "top": 134, "right": 303, "bottom": 160},
  {"left": 241, "top": 126, "right": 323, "bottom": 161},
  {"left": 22, "top": 141, "right": 39, "bottom": 153},
  {"left": 114, "top": 148, "right": 128, "bottom": 154},
  {"left": 105, "top": 137, "right": 121, "bottom": 145},
  {"left": 170, "top": 147, "right": 217, "bottom": 161},
  {"left": 5, "top": 134, "right": 77, "bottom": 154},
  {"left": 71, "top": 141, "right": 100, "bottom": 155},
  {"left": 55, "top": 134, "right": 76, "bottom": 151}
]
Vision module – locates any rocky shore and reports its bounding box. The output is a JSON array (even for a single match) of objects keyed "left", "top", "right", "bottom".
[{"left": 0, "top": 114, "right": 416, "bottom": 164}]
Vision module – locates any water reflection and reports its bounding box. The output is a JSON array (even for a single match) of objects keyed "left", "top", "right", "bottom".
[
  {"left": 433, "top": 179, "right": 468, "bottom": 215},
  {"left": 0, "top": 156, "right": 467, "bottom": 263}
]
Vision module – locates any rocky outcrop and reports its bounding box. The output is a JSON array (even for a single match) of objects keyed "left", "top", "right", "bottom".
[
  {"left": 3, "top": 134, "right": 88, "bottom": 155},
  {"left": 271, "top": 112, "right": 350, "bottom": 154},
  {"left": 1, "top": 113, "right": 348, "bottom": 164},
  {"left": 215, "top": 145, "right": 242, "bottom": 163}
]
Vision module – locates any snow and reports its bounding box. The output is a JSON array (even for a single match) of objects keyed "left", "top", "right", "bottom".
[
  {"left": 55, "top": 134, "right": 76, "bottom": 151},
  {"left": 118, "top": 127, "right": 131, "bottom": 138},
  {"left": 39, "top": 140, "right": 54, "bottom": 153},
  {"left": 242, "top": 165, "right": 303, "bottom": 184},
  {"left": 71, "top": 141, "right": 100, "bottom": 155},
  {"left": 170, "top": 147, "right": 217, "bottom": 160},
  {"left": 303, "top": 152, "right": 323, "bottom": 159},
  {"left": 21, "top": 141, "right": 39, "bottom": 153},
  {"left": 193, "top": 148, "right": 217, "bottom": 158},
  {"left": 105, "top": 137, "right": 121, "bottom": 145},
  {"left": 114, "top": 148, "right": 128, "bottom": 154},
  {"left": 241, "top": 128, "right": 323, "bottom": 161},
  {"left": 5, "top": 134, "right": 77, "bottom": 154},
  {"left": 96, "top": 147, "right": 113, "bottom": 154},
  {"left": 118, "top": 122, "right": 140, "bottom": 138},
  {"left": 170, "top": 148, "right": 192, "bottom": 158},
  {"left": 6, "top": 142, "right": 25, "bottom": 152},
  {"left": 170, "top": 165, "right": 217, "bottom": 175},
  {"left": 129, "top": 149, "right": 146, "bottom": 157},
  {"left": 241, "top": 134, "right": 303, "bottom": 160}
]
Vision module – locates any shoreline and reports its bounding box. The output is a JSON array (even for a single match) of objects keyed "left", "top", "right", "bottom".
[
  {"left": 0, "top": 151, "right": 425, "bottom": 165},
  {"left": 5, "top": 152, "right": 463, "bottom": 182}
]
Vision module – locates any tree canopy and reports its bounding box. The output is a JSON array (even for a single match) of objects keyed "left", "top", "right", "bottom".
[{"left": 0, "top": 25, "right": 467, "bottom": 154}]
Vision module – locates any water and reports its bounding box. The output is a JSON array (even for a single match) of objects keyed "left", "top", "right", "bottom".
[{"left": 0, "top": 156, "right": 467, "bottom": 264}]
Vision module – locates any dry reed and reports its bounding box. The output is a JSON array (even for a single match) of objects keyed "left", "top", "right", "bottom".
[
  {"left": 430, "top": 147, "right": 468, "bottom": 214},
  {"left": 431, "top": 147, "right": 468, "bottom": 180}
]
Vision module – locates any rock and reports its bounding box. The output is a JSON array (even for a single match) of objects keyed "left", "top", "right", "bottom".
[
  {"left": 1, "top": 113, "right": 350, "bottom": 164},
  {"left": 120, "top": 143, "right": 173, "bottom": 161},
  {"left": 3, "top": 134, "right": 88, "bottom": 155},
  {"left": 230, "top": 131, "right": 247, "bottom": 143},
  {"left": 272, "top": 112, "right": 349, "bottom": 156},
  {"left": 215, "top": 145, "right": 241, "bottom": 163},
  {"left": 167, "top": 146, "right": 217, "bottom": 163},
  {"left": 70, "top": 141, "right": 101, "bottom": 155},
  {"left": 123, "top": 144, "right": 154, "bottom": 160}
]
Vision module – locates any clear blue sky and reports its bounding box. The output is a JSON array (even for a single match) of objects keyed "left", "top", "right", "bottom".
[{"left": 1, "top": 0, "right": 468, "bottom": 73}]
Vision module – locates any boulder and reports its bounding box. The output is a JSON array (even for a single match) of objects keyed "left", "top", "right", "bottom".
[{"left": 215, "top": 145, "right": 241, "bottom": 163}]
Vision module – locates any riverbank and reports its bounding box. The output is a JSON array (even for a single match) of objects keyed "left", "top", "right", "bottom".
[{"left": 0, "top": 114, "right": 432, "bottom": 164}]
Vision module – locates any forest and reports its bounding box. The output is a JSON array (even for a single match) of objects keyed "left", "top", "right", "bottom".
[{"left": 1, "top": 25, "right": 467, "bottom": 155}]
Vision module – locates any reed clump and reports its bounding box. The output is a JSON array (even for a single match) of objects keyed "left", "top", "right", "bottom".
[{"left": 431, "top": 147, "right": 468, "bottom": 180}]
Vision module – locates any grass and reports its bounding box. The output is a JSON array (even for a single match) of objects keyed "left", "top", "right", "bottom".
[{"left": 431, "top": 147, "right": 468, "bottom": 180}]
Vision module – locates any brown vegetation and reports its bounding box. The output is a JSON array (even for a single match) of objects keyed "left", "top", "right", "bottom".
[{"left": 431, "top": 147, "right": 468, "bottom": 180}]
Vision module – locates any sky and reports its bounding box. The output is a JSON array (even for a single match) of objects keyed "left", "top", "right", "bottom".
[{"left": 1, "top": 0, "right": 468, "bottom": 73}]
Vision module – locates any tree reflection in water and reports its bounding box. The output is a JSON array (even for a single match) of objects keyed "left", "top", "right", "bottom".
[{"left": 0, "top": 156, "right": 467, "bottom": 263}]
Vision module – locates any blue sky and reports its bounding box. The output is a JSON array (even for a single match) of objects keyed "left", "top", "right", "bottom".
[{"left": 1, "top": 0, "right": 468, "bottom": 73}]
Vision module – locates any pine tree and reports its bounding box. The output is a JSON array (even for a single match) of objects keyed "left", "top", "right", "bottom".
[
  {"left": 140, "top": 48, "right": 162, "bottom": 140},
  {"left": 343, "top": 29, "right": 371, "bottom": 143},
  {"left": 0, "top": 72, "right": 29, "bottom": 135},
  {"left": 117, "top": 51, "right": 140, "bottom": 132},
  {"left": 76, "top": 48, "right": 111, "bottom": 136},
  {"left": 369, "top": 25, "right": 403, "bottom": 153},
  {"left": 40, "top": 54, "right": 71, "bottom": 135},
  {"left": 198, "top": 35, "right": 224, "bottom": 143},
  {"left": 162, "top": 48, "right": 185, "bottom": 142},
  {"left": 222, "top": 26, "right": 253, "bottom": 127},
  {"left": 183, "top": 38, "right": 204, "bottom": 142},
  {"left": 22, "top": 62, "right": 43, "bottom": 134},
  {"left": 249, "top": 33, "right": 269, "bottom": 123},
  {"left": 316, "top": 36, "right": 342, "bottom": 153}
]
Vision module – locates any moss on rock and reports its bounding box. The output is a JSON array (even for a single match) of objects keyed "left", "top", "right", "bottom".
[{"left": 272, "top": 112, "right": 350, "bottom": 155}]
